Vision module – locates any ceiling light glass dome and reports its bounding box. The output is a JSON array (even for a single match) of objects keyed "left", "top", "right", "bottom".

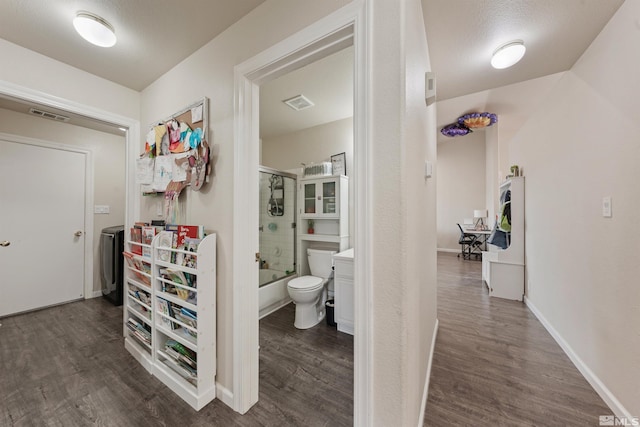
[
  {"left": 73, "top": 12, "right": 117, "bottom": 48},
  {"left": 491, "top": 41, "right": 525, "bottom": 69}
]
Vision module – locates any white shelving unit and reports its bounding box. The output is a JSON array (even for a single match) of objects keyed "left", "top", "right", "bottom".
[
  {"left": 482, "top": 177, "right": 525, "bottom": 301},
  {"left": 123, "top": 229, "right": 217, "bottom": 410},
  {"left": 123, "top": 240, "right": 154, "bottom": 373},
  {"left": 297, "top": 175, "right": 350, "bottom": 293},
  {"left": 153, "top": 231, "right": 216, "bottom": 410}
]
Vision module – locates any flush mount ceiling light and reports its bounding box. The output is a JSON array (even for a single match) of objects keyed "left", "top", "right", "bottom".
[
  {"left": 283, "top": 94, "right": 314, "bottom": 111},
  {"left": 491, "top": 40, "right": 526, "bottom": 69},
  {"left": 73, "top": 11, "right": 116, "bottom": 47}
]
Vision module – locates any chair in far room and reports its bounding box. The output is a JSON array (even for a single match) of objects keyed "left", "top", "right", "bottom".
[{"left": 457, "top": 223, "right": 482, "bottom": 260}]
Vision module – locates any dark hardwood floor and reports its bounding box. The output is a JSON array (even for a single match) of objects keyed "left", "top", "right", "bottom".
[
  {"left": 2, "top": 255, "right": 611, "bottom": 426},
  {"left": 0, "top": 300, "right": 352, "bottom": 426},
  {"left": 424, "top": 253, "right": 612, "bottom": 426}
]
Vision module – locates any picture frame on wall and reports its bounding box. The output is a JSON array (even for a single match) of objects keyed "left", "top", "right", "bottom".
[{"left": 331, "top": 152, "right": 346, "bottom": 176}]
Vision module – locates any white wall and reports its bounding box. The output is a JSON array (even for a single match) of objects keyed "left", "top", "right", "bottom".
[
  {"left": 509, "top": 0, "right": 640, "bottom": 417},
  {"left": 0, "top": 108, "right": 126, "bottom": 294},
  {"left": 262, "top": 117, "right": 354, "bottom": 246},
  {"left": 370, "top": 0, "right": 438, "bottom": 423},
  {"left": 138, "top": 0, "right": 352, "bottom": 397},
  {"left": 0, "top": 39, "right": 139, "bottom": 121},
  {"left": 436, "top": 131, "right": 486, "bottom": 250},
  {"left": 261, "top": 117, "right": 353, "bottom": 173}
]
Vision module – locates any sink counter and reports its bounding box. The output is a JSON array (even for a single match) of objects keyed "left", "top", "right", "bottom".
[{"left": 333, "top": 248, "right": 353, "bottom": 261}]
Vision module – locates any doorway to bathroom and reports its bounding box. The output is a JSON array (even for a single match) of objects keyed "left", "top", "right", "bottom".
[
  {"left": 233, "top": 6, "right": 372, "bottom": 418},
  {"left": 255, "top": 40, "right": 355, "bottom": 419}
]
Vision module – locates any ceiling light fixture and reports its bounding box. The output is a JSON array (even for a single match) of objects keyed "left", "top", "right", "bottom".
[
  {"left": 73, "top": 11, "right": 117, "bottom": 48},
  {"left": 491, "top": 40, "right": 525, "bottom": 69}
]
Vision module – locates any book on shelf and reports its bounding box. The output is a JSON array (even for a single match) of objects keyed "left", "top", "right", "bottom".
[
  {"left": 174, "top": 307, "right": 197, "bottom": 337},
  {"left": 165, "top": 339, "right": 197, "bottom": 368},
  {"left": 127, "top": 317, "right": 151, "bottom": 345},
  {"left": 123, "top": 251, "right": 151, "bottom": 286},
  {"left": 130, "top": 226, "right": 143, "bottom": 255},
  {"left": 162, "top": 339, "right": 198, "bottom": 384},
  {"left": 180, "top": 238, "right": 200, "bottom": 268},
  {"left": 165, "top": 224, "right": 204, "bottom": 247},
  {"left": 157, "top": 298, "right": 178, "bottom": 330},
  {"left": 157, "top": 232, "right": 174, "bottom": 262},
  {"left": 128, "top": 285, "right": 151, "bottom": 305},
  {"left": 141, "top": 226, "right": 157, "bottom": 257},
  {"left": 159, "top": 268, "right": 197, "bottom": 304}
]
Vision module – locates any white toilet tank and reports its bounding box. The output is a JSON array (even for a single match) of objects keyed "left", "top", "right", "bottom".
[{"left": 307, "top": 249, "right": 336, "bottom": 278}]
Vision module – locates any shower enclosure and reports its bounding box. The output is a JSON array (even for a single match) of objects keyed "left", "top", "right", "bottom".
[{"left": 259, "top": 167, "right": 297, "bottom": 288}]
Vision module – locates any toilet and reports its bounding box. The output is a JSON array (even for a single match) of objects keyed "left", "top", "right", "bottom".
[{"left": 287, "top": 248, "right": 336, "bottom": 329}]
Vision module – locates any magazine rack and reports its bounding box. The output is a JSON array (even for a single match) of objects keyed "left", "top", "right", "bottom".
[{"left": 124, "top": 230, "right": 217, "bottom": 410}]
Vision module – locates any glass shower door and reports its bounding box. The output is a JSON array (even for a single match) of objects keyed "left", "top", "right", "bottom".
[{"left": 259, "top": 169, "right": 297, "bottom": 287}]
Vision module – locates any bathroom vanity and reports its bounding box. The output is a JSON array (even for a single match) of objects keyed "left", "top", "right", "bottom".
[{"left": 333, "top": 248, "right": 354, "bottom": 335}]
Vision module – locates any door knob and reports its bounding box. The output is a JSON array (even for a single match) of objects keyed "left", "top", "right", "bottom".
[
  {"left": 255, "top": 252, "right": 261, "bottom": 262},
  {"left": 74, "top": 230, "right": 84, "bottom": 237},
  {"left": 0, "top": 241, "right": 10, "bottom": 247}
]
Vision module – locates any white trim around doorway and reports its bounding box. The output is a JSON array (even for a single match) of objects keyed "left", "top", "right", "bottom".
[
  {"left": 232, "top": 1, "right": 373, "bottom": 424},
  {"left": 0, "top": 80, "right": 141, "bottom": 304}
]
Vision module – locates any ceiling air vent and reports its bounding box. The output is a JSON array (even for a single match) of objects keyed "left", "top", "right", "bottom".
[
  {"left": 29, "top": 108, "right": 70, "bottom": 123},
  {"left": 283, "top": 94, "right": 314, "bottom": 111}
]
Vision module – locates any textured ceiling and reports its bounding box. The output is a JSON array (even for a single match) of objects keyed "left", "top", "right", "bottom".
[
  {"left": 260, "top": 46, "right": 353, "bottom": 139},
  {"left": 422, "top": 0, "right": 624, "bottom": 101},
  {"left": 0, "top": 0, "right": 626, "bottom": 138},
  {"left": 0, "top": 0, "right": 265, "bottom": 91}
]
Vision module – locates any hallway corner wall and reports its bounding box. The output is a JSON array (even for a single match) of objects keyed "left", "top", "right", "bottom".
[{"left": 509, "top": 0, "right": 640, "bottom": 417}]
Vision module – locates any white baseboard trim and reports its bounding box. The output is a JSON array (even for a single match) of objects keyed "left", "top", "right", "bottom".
[
  {"left": 216, "top": 382, "right": 234, "bottom": 409},
  {"left": 437, "top": 248, "right": 459, "bottom": 254},
  {"left": 524, "top": 297, "right": 633, "bottom": 420},
  {"left": 259, "top": 298, "right": 292, "bottom": 320},
  {"left": 88, "top": 290, "right": 103, "bottom": 299},
  {"left": 417, "top": 318, "right": 439, "bottom": 427}
]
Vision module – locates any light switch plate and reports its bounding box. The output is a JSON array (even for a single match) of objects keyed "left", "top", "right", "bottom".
[
  {"left": 94, "top": 205, "right": 110, "bottom": 214},
  {"left": 425, "top": 72, "right": 436, "bottom": 106},
  {"left": 425, "top": 161, "right": 433, "bottom": 178},
  {"left": 602, "top": 196, "right": 612, "bottom": 218}
]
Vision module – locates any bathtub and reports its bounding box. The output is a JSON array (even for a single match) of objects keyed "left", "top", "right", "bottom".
[{"left": 259, "top": 269, "right": 295, "bottom": 319}]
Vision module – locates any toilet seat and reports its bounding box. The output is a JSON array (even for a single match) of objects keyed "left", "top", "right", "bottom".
[{"left": 288, "top": 275, "right": 323, "bottom": 290}]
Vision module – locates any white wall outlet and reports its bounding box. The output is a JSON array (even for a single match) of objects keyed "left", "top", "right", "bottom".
[
  {"left": 602, "top": 196, "right": 612, "bottom": 218},
  {"left": 94, "top": 205, "right": 110, "bottom": 214}
]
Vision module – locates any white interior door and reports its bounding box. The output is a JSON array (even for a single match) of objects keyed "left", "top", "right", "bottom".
[{"left": 0, "top": 138, "right": 86, "bottom": 317}]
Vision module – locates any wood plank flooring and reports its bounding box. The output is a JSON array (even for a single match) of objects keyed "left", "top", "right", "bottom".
[
  {"left": 1, "top": 255, "right": 611, "bottom": 426},
  {"left": 0, "top": 300, "right": 353, "bottom": 426},
  {"left": 424, "top": 253, "right": 612, "bottom": 426}
]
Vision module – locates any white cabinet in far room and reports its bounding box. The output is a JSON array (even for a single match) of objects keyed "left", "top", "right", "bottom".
[
  {"left": 299, "top": 175, "right": 348, "bottom": 219},
  {"left": 334, "top": 248, "right": 354, "bottom": 335},
  {"left": 296, "top": 175, "right": 350, "bottom": 292}
]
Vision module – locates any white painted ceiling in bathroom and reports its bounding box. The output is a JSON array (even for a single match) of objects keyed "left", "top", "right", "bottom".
[{"left": 259, "top": 46, "right": 354, "bottom": 139}]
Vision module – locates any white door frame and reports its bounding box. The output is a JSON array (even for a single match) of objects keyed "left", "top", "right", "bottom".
[
  {"left": 0, "top": 80, "right": 141, "bottom": 301},
  {"left": 233, "top": 2, "right": 373, "bottom": 423}
]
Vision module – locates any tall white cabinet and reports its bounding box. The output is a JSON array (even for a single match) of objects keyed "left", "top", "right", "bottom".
[
  {"left": 124, "top": 230, "right": 217, "bottom": 410},
  {"left": 482, "top": 177, "right": 525, "bottom": 301},
  {"left": 297, "top": 175, "right": 350, "bottom": 286}
]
